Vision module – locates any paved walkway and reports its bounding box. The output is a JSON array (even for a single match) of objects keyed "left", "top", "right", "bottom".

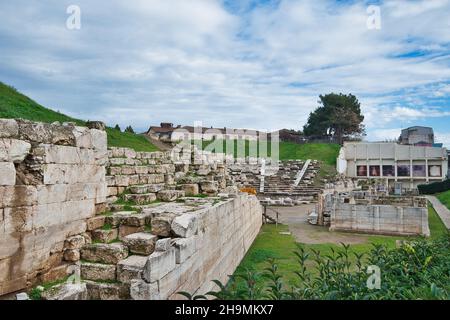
[{"left": 426, "top": 196, "right": 450, "bottom": 230}]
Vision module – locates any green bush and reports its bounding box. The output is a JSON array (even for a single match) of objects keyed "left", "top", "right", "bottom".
[
  {"left": 418, "top": 180, "right": 450, "bottom": 195},
  {"left": 181, "top": 236, "right": 450, "bottom": 300}
]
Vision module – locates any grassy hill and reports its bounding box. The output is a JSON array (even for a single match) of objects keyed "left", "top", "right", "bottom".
[
  {"left": 201, "top": 139, "right": 340, "bottom": 182},
  {"left": 0, "top": 82, "right": 158, "bottom": 152}
]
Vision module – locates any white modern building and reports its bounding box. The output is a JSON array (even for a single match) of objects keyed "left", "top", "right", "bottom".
[{"left": 337, "top": 142, "right": 448, "bottom": 190}]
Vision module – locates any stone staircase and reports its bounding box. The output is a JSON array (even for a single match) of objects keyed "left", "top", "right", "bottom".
[{"left": 230, "top": 160, "right": 323, "bottom": 202}]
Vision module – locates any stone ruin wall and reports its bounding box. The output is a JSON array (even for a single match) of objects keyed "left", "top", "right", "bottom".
[
  {"left": 0, "top": 119, "right": 263, "bottom": 299},
  {"left": 130, "top": 195, "right": 262, "bottom": 300},
  {"left": 0, "top": 119, "right": 107, "bottom": 296},
  {"left": 328, "top": 194, "right": 430, "bottom": 236}
]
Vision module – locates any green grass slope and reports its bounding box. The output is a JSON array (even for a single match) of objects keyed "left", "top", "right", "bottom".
[
  {"left": 0, "top": 82, "right": 158, "bottom": 152},
  {"left": 437, "top": 190, "right": 450, "bottom": 210}
]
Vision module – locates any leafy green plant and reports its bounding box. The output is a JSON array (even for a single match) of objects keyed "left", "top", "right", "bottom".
[{"left": 195, "top": 235, "right": 450, "bottom": 300}]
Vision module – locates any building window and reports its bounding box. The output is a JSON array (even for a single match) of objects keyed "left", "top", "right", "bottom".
[
  {"left": 429, "top": 165, "right": 442, "bottom": 177},
  {"left": 369, "top": 166, "right": 380, "bottom": 177},
  {"left": 397, "top": 165, "right": 410, "bottom": 177},
  {"left": 357, "top": 165, "right": 368, "bottom": 177},
  {"left": 413, "top": 165, "right": 426, "bottom": 177},
  {"left": 382, "top": 165, "right": 395, "bottom": 177}
]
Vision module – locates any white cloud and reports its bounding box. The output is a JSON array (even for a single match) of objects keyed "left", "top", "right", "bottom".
[{"left": 0, "top": 0, "right": 449, "bottom": 137}]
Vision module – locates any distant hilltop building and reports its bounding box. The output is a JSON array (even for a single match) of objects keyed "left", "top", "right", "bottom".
[
  {"left": 146, "top": 123, "right": 260, "bottom": 143},
  {"left": 399, "top": 126, "right": 435, "bottom": 147},
  {"left": 337, "top": 126, "right": 449, "bottom": 191}
]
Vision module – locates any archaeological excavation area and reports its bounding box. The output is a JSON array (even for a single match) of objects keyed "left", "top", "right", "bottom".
[{"left": 0, "top": 118, "right": 438, "bottom": 300}]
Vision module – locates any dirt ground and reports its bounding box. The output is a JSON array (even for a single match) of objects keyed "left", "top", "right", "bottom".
[{"left": 268, "top": 205, "right": 371, "bottom": 245}]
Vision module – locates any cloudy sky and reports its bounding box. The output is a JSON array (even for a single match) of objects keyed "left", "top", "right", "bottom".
[{"left": 1, "top": 0, "right": 450, "bottom": 145}]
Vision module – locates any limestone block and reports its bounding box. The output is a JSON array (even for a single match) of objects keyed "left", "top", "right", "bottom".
[
  {"left": 171, "top": 214, "right": 198, "bottom": 238},
  {"left": 121, "top": 166, "right": 135, "bottom": 175},
  {"left": 72, "top": 126, "right": 93, "bottom": 149},
  {"left": 123, "top": 233, "right": 157, "bottom": 255},
  {"left": 109, "top": 158, "right": 125, "bottom": 166},
  {"left": 121, "top": 214, "right": 147, "bottom": 227},
  {"left": 151, "top": 214, "right": 176, "bottom": 237},
  {"left": 117, "top": 255, "right": 147, "bottom": 284},
  {"left": 157, "top": 190, "right": 185, "bottom": 202},
  {"left": 147, "top": 174, "right": 165, "bottom": 184},
  {"left": 81, "top": 262, "right": 116, "bottom": 281},
  {"left": 0, "top": 162, "right": 16, "bottom": 186},
  {"left": 0, "top": 186, "right": 37, "bottom": 207},
  {"left": 86, "top": 216, "right": 106, "bottom": 231},
  {"left": 0, "top": 139, "right": 31, "bottom": 162},
  {"left": 111, "top": 148, "right": 125, "bottom": 158},
  {"left": 108, "top": 187, "right": 118, "bottom": 196},
  {"left": 143, "top": 248, "right": 176, "bottom": 283},
  {"left": 129, "top": 184, "right": 164, "bottom": 194},
  {"left": 36, "top": 184, "right": 68, "bottom": 204},
  {"left": 128, "top": 175, "right": 140, "bottom": 185},
  {"left": 43, "top": 164, "right": 105, "bottom": 185},
  {"left": 105, "top": 211, "right": 136, "bottom": 227},
  {"left": 109, "top": 166, "right": 122, "bottom": 175},
  {"left": 63, "top": 249, "right": 80, "bottom": 262},
  {"left": 85, "top": 281, "right": 129, "bottom": 300},
  {"left": 41, "top": 283, "right": 88, "bottom": 300},
  {"left": 0, "top": 233, "right": 21, "bottom": 260},
  {"left": 81, "top": 243, "right": 128, "bottom": 264},
  {"left": 2, "top": 206, "right": 34, "bottom": 234},
  {"left": 90, "top": 129, "right": 107, "bottom": 152},
  {"left": 155, "top": 238, "right": 172, "bottom": 252},
  {"left": 64, "top": 235, "right": 86, "bottom": 250},
  {"left": 114, "top": 175, "right": 130, "bottom": 187},
  {"left": 173, "top": 237, "right": 197, "bottom": 264},
  {"left": 0, "top": 119, "right": 18, "bottom": 138},
  {"left": 124, "top": 148, "right": 137, "bottom": 159},
  {"left": 119, "top": 225, "right": 145, "bottom": 240},
  {"left": 200, "top": 181, "right": 218, "bottom": 194},
  {"left": 181, "top": 184, "right": 199, "bottom": 196},
  {"left": 91, "top": 228, "right": 118, "bottom": 243},
  {"left": 125, "top": 193, "right": 157, "bottom": 205},
  {"left": 130, "top": 279, "right": 159, "bottom": 300},
  {"left": 135, "top": 166, "right": 148, "bottom": 174}
]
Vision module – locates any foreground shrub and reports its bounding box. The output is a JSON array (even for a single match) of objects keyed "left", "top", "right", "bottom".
[{"left": 181, "top": 236, "right": 450, "bottom": 300}]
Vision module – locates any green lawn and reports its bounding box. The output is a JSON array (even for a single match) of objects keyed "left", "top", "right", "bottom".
[
  {"left": 437, "top": 190, "right": 450, "bottom": 210},
  {"left": 0, "top": 82, "right": 158, "bottom": 152},
  {"left": 235, "top": 205, "right": 449, "bottom": 286}
]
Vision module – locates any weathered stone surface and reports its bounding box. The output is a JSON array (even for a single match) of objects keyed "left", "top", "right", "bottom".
[
  {"left": 86, "top": 216, "right": 106, "bottom": 231},
  {"left": 16, "top": 292, "right": 29, "bottom": 300},
  {"left": 173, "top": 237, "right": 197, "bottom": 264},
  {"left": 105, "top": 211, "right": 136, "bottom": 227},
  {"left": 171, "top": 214, "right": 198, "bottom": 238},
  {"left": 0, "top": 186, "right": 37, "bottom": 207},
  {"left": 157, "top": 190, "right": 185, "bottom": 202},
  {"left": 64, "top": 235, "right": 86, "bottom": 250},
  {"left": 81, "top": 243, "right": 128, "bottom": 264},
  {"left": 91, "top": 228, "right": 118, "bottom": 243},
  {"left": 125, "top": 193, "right": 157, "bottom": 205},
  {"left": 86, "top": 121, "right": 106, "bottom": 131},
  {"left": 155, "top": 238, "right": 172, "bottom": 252},
  {"left": 0, "top": 139, "right": 31, "bottom": 163},
  {"left": 81, "top": 262, "right": 116, "bottom": 281},
  {"left": 181, "top": 184, "right": 199, "bottom": 196},
  {"left": 72, "top": 126, "right": 93, "bottom": 149},
  {"left": 123, "top": 233, "right": 157, "bottom": 255},
  {"left": 39, "top": 264, "right": 69, "bottom": 284},
  {"left": 151, "top": 214, "right": 176, "bottom": 237},
  {"left": 117, "top": 255, "right": 147, "bottom": 284},
  {"left": 0, "top": 162, "right": 16, "bottom": 186},
  {"left": 85, "top": 281, "right": 129, "bottom": 300},
  {"left": 200, "top": 181, "right": 218, "bottom": 194},
  {"left": 0, "top": 119, "right": 18, "bottom": 138},
  {"left": 129, "top": 184, "right": 164, "bottom": 194},
  {"left": 143, "top": 248, "right": 176, "bottom": 283},
  {"left": 130, "top": 279, "right": 159, "bottom": 300},
  {"left": 63, "top": 249, "right": 80, "bottom": 262},
  {"left": 41, "top": 283, "right": 88, "bottom": 300},
  {"left": 119, "top": 225, "right": 145, "bottom": 240}
]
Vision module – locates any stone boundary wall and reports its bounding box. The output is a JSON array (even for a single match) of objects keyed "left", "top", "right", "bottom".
[
  {"left": 0, "top": 119, "right": 107, "bottom": 296},
  {"left": 130, "top": 194, "right": 262, "bottom": 300},
  {"left": 330, "top": 202, "right": 430, "bottom": 236}
]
